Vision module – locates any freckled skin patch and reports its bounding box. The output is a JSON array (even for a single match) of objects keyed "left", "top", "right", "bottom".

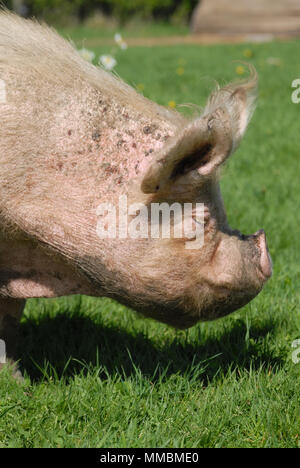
[
  {"left": 92, "top": 130, "right": 101, "bottom": 142},
  {"left": 44, "top": 85, "right": 178, "bottom": 195}
]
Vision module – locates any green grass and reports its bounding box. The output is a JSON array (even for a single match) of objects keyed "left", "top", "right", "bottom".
[
  {"left": 0, "top": 33, "right": 300, "bottom": 448},
  {"left": 58, "top": 20, "right": 189, "bottom": 43}
]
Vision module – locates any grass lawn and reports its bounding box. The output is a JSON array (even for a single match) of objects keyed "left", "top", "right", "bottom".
[
  {"left": 58, "top": 20, "right": 189, "bottom": 42},
  {"left": 0, "top": 30, "right": 299, "bottom": 448}
]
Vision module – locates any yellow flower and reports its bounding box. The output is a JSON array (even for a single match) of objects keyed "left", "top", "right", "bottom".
[
  {"left": 176, "top": 67, "right": 184, "bottom": 76},
  {"left": 243, "top": 49, "right": 253, "bottom": 58},
  {"left": 136, "top": 83, "right": 145, "bottom": 92},
  {"left": 168, "top": 100, "right": 176, "bottom": 108},
  {"left": 236, "top": 65, "right": 245, "bottom": 75}
]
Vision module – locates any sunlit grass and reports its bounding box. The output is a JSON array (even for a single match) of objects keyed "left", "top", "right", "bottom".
[{"left": 0, "top": 33, "right": 299, "bottom": 448}]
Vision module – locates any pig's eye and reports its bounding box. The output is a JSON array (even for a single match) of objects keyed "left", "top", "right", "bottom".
[{"left": 170, "top": 143, "right": 212, "bottom": 180}]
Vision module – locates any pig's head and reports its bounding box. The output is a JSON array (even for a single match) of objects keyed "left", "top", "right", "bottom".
[{"left": 117, "top": 70, "right": 272, "bottom": 328}]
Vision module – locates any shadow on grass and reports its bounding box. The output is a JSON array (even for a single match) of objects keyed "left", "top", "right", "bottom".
[{"left": 18, "top": 310, "right": 284, "bottom": 383}]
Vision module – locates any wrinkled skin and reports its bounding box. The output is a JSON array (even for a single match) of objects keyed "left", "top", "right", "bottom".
[{"left": 0, "top": 12, "right": 272, "bottom": 374}]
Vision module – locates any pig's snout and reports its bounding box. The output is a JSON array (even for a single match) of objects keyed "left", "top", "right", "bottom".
[{"left": 251, "top": 229, "right": 272, "bottom": 279}]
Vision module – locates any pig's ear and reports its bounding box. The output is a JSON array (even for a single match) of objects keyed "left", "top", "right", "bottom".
[
  {"left": 203, "top": 65, "right": 257, "bottom": 152},
  {"left": 141, "top": 67, "right": 257, "bottom": 194}
]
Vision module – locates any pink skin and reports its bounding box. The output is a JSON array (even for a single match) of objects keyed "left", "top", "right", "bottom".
[{"left": 0, "top": 12, "right": 272, "bottom": 373}]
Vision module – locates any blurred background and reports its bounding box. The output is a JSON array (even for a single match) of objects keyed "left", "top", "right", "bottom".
[
  {"left": 3, "top": 0, "right": 300, "bottom": 38},
  {"left": 4, "top": 0, "right": 198, "bottom": 26}
]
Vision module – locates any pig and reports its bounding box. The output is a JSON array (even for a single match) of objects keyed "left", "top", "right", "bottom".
[{"left": 0, "top": 11, "right": 272, "bottom": 376}]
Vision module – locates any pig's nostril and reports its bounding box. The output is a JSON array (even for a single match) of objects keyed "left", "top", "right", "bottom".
[
  {"left": 247, "top": 229, "right": 267, "bottom": 244},
  {"left": 253, "top": 229, "right": 265, "bottom": 239}
]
